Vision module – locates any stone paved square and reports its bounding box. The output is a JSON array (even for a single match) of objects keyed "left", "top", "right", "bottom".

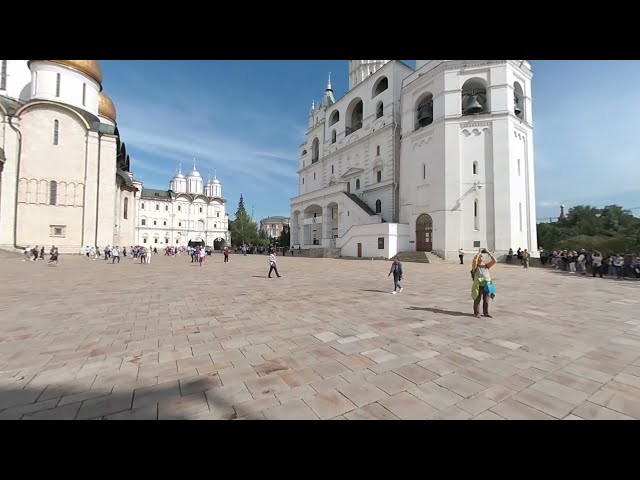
[{"left": 1, "top": 252, "right": 639, "bottom": 420}]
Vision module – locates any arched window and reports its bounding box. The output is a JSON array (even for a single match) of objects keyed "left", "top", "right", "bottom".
[
  {"left": 377, "top": 170, "right": 382, "bottom": 183},
  {"left": 302, "top": 149, "right": 307, "bottom": 156},
  {"left": 376, "top": 145, "right": 380, "bottom": 156},
  {"left": 462, "top": 78, "right": 489, "bottom": 116},
  {"left": 49, "top": 180, "right": 57, "bottom": 205},
  {"left": 312, "top": 137, "right": 319, "bottom": 163},
  {"left": 53, "top": 120, "right": 59, "bottom": 145},
  {"left": 474, "top": 199, "right": 480, "bottom": 231},
  {"left": 356, "top": 179, "right": 360, "bottom": 190},
  {"left": 163, "top": 220, "right": 167, "bottom": 226},
  {"left": 153, "top": 220, "right": 157, "bottom": 226},
  {"left": 347, "top": 181, "right": 351, "bottom": 193},
  {"left": 375, "top": 199, "right": 382, "bottom": 213},
  {"left": 199, "top": 206, "right": 203, "bottom": 213},
  {"left": 376, "top": 102, "right": 383, "bottom": 119},
  {"left": 329, "top": 110, "right": 339, "bottom": 126},
  {"left": 165, "top": 205, "right": 168, "bottom": 211},
  {"left": 123, "top": 197, "right": 128, "bottom": 219},
  {"left": 373, "top": 77, "right": 388, "bottom": 97},
  {"left": 141, "top": 218, "right": 147, "bottom": 226},
  {"left": 416, "top": 93, "right": 434, "bottom": 129},
  {"left": 473, "top": 161, "right": 478, "bottom": 175},
  {"left": 346, "top": 98, "right": 363, "bottom": 135},
  {"left": 514, "top": 81, "right": 524, "bottom": 119},
  {"left": 178, "top": 205, "right": 181, "bottom": 212},
  {"left": 156, "top": 204, "right": 159, "bottom": 211},
  {"left": 331, "top": 130, "right": 336, "bottom": 144}
]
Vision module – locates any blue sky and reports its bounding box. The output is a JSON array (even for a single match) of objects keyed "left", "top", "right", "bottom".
[{"left": 100, "top": 60, "right": 640, "bottom": 223}]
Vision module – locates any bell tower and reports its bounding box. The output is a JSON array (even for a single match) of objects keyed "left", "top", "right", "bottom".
[{"left": 349, "top": 60, "right": 390, "bottom": 90}]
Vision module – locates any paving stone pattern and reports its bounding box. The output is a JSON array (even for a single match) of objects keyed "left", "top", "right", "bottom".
[{"left": 1, "top": 253, "right": 639, "bottom": 420}]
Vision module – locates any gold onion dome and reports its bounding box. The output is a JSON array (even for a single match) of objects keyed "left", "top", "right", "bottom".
[
  {"left": 98, "top": 92, "right": 117, "bottom": 122},
  {"left": 29, "top": 60, "right": 103, "bottom": 85}
]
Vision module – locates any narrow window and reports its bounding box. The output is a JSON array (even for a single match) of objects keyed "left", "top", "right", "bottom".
[
  {"left": 153, "top": 220, "right": 157, "bottom": 226},
  {"left": 82, "top": 83, "right": 86, "bottom": 106},
  {"left": 49, "top": 181, "right": 58, "bottom": 205},
  {"left": 55, "top": 73, "right": 61, "bottom": 97},
  {"left": 217, "top": 212, "right": 220, "bottom": 217},
  {"left": 165, "top": 205, "right": 168, "bottom": 211},
  {"left": 519, "top": 202, "right": 523, "bottom": 232},
  {"left": 124, "top": 197, "right": 128, "bottom": 219},
  {"left": 423, "top": 164, "right": 426, "bottom": 180},
  {"left": 331, "top": 165, "right": 334, "bottom": 174},
  {"left": 142, "top": 219, "right": 146, "bottom": 226},
  {"left": 163, "top": 220, "right": 167, "bottom": 226},
  {"left": 156, "top": 204, "right": 159, "bottom": 211},
  {"left": 518, "top": 158, "right": 521, "bottom": 176},
  {"left": 53, "top": 120, "right": 59, "bottom": 145},
  {"left": 377, "top": 170, "right": 382, "bottom": 183},
  {"left": 199, "top": 206, "right": 203, "bottom": 213},
  {"left": 313, "top": 172, "right": 316, "bottom": 180},
  {"left": 0, "top": 60, "right": 7, "bottom": 90},
  {"left": 376, "top": 145, "right": 380, "bottom": 156},
  {"left": 474, "top": 199, "right": 480, "bottom": 230},
  {"left": 375, "top": 199, "right": 382, "bottom": 213},
  {"left": 356, "top": 179, "right": 360, "bottom": 190},
  {"left": 179, "top": 221, "right": 182, "bottom": 227},
  {"left": 178, "top": 205, "right": 181, "bottom": 212}
]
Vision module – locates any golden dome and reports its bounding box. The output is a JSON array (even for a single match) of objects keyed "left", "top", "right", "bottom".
[
  {"left": 98, "top": 92, "right": 117, "bottom": 122},
  {"left": 30, "top": 60, "right": 103, "bottom": 85}
]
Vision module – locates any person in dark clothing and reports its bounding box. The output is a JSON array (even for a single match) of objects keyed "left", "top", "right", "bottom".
[{"left": 388, "top": 256, "right": 404, "bottom": 294}]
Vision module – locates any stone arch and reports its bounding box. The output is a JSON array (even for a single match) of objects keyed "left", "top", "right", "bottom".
[{"left": 461, "top": 77, "right": 489, "bottom": 115}]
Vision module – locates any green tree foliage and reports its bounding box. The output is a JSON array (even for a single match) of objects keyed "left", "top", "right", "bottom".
[
  {"left": 279, "top": 224, "right": 290, "bottom": 248},
  {"left": 229, "top": 194, "right": 259, "bottom": 246},
  {"left": 538, "top": 205, "right": 640, "bottom": 255}
]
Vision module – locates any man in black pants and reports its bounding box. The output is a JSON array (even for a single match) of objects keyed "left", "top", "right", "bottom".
[{"left": 268, "top": 252, "right": 281, "bottom": 278}]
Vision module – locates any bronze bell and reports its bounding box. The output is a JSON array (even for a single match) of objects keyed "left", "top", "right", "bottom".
[
  {"left": 417, "top": 104, "right": 433, "bottom": 126},
  {"left": 514, "top": 97, "right": 522, "bottom": 116},
  {"left": 465, "top": 95, "right": 483, "bottom": 114}
]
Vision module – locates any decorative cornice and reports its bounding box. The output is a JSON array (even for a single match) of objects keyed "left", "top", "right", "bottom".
[{"left": 459, "top": 121, "right": 492, "bottom": 129}]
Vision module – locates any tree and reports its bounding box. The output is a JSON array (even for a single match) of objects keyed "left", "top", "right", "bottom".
[
  {"left": 537, "top": 204, "right": 640, "bottom": 255},
  {"left": 229, "top": 194, "right": 259, "bottom": 247},
  {"left": 279, "top": 224, "right": 290, "bottom": 248}
]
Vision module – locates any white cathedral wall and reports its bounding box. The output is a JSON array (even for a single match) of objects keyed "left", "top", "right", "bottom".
[
  {"left": 0, "top": 114, "right": 19, "bottom": 248},
  {"left": 1, "top": 60, "right": 32, "bottom": 101},
  {"left": 96, "top": 135, "right": 117, "bottom": 248},
  {"left": 29, "top": 62, "right": 100, "bottom": 116},
  {"left": 14, "top": 107, "right": 90, "bottom": 252}
]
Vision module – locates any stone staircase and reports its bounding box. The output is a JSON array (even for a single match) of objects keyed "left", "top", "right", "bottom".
[
  {"left": 397, "top": 251, "right": 430, "bottom": 263},
  {"left": 293, "top": 248, "right": 341, "bottom": 259}
]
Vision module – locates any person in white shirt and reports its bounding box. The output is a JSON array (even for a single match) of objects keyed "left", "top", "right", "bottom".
[
  {"left": 591, "top": 251, "right": 603, "bottom": 278},
  {"left": 613, "top": 254, "right": 624, "bottom": 279},
  {"left": 268, "top": 252, "right": 281, "bottom": 278},
  {"left": 458, "top": 248, "right": 465, "bottom": 265},
  {"left": 111, "top": 246, "right": 120, "bottom": 264}
]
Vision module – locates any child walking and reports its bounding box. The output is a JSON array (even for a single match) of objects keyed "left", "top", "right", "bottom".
[{"left": 388, "top": 256, "right": 404, "bottom": 294}]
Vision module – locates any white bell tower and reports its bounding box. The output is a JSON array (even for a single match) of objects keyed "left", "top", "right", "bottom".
[{"left": 349, "top": 60, "right": 390, "bottom": 90}]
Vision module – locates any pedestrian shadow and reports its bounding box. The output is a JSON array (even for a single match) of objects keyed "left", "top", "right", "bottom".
[
  {"left": 362, "top": 289, "right": 387, "bottom": 293},
  {"left": 0, "top": 373, "right": 262, "bottom": 420},
  {"left": 407, "top": 306, "right": 474, "bottom": 317}
]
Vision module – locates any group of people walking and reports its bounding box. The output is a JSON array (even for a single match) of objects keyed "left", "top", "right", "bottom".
[{"left": 390, "top": 248, "right": 498, "bottom": 318}]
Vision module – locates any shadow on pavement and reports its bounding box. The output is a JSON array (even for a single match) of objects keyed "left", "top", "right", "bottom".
[
  {"left": 406, "top": 306, "right": 474, "bottom": 317},
  {"left": 0, "top": 376, "right": 265, "bottom": 420}
]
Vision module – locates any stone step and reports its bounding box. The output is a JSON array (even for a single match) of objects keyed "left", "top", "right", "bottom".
[{"left": 397, "top": 251, "right": 430, "bottom": 263}]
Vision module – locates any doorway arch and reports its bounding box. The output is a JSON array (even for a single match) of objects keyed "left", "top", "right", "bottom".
[
  {"left": 188, "top": 237, "right": 205, "bottom": 248},
  {"left": 213, "top": 238, "right": 226, "bottom": 250},
  {"left": 416, "top": 214, "right": 433, "bottom": 252}
]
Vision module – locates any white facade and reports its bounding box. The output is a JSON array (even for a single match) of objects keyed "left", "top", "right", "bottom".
[
  {"left": 0, "top": 60, "right": 138, "bottom": 254},
  {"left": 290, "top": 60, "right": 538, "bottom": 261},
  {"left": 135, "top": 168, "right": 230, "bottom": 249}
]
